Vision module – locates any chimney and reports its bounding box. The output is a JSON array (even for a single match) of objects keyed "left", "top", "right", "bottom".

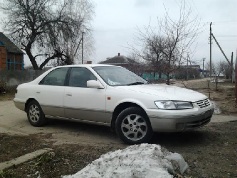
[{"left": 118, "top": 53, "right": 120, "bottom": 56}]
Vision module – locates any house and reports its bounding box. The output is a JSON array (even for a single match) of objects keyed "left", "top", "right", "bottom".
[
  {"left": 99, "top": 53, "right": 141, "bottom": 73},
  {"left": 0, "top": 32, "right": 24, "bottom": 70},
  {"left": 99, "top": 53, "right": 171, "bottom": 82}
]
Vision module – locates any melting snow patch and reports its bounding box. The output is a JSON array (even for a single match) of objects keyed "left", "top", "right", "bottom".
[
  {"left": 212, "top": 101, "right": 221, "bottom": 114},
  {"left": 63, "top": 144, "right": 188, "bottom": 178}
]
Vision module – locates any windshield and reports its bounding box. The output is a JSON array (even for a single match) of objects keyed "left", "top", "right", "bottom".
[{"left": 93, "top": 66, "right": 147, "bottom": 86}]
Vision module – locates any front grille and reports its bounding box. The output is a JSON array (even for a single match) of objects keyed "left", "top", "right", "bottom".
[{"left": 196, "top": 99, "right": 211, "bottom": 108}]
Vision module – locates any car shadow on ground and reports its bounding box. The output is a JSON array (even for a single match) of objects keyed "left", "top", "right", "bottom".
[
  {"left": 43, "top": 118, "right": 218, "bottom": 147},
  {"left": 46, "top": 118, "right": 119, "bottom": 139}
]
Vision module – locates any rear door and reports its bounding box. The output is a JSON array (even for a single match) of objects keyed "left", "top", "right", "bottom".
[{"left": 36, "top": 67, "right": 69, "bottom": 117}]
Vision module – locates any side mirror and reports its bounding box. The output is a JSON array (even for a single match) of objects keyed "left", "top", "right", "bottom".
[{"left": 87, "top": 80, "right": 104, "bottom": 89}]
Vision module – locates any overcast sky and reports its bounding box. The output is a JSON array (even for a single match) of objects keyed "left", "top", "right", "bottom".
[
  {"left": 0, "top": 0, "right": 236, "bottom": 67},
  {"left": 91, "top": 0, "right": 237, "bottom": 67}
]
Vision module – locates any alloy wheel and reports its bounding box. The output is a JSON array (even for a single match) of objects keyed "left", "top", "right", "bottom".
[
  {"left": 28, "top": 104, "right": 40, "bottom": 123},
  {"left": 121, "top": 114, "right": 148, "bottom": 142}
]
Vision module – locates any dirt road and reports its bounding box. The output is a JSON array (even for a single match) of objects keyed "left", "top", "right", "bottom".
[
  {"left": 0, "top": 100, "right": 123, "bottom": 146},
  {"left": 1, "top": 100, "right": 237, "bottom": 146},
  {"left": 1, "top": 100, "right": 237, "bottom": 177}
]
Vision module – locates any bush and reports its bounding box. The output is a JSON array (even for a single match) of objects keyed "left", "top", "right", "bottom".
[{"left": 0, "top": 80, "right": 6, "bottom": 93}]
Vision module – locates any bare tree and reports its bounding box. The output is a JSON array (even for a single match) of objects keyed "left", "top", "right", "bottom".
[
  {"left": 214, "top": 61, "right": 225, "bottom": 90},
  {"left": 1, "top": 0, "right": 94, "bottom": 70},
  {"left": 130, "top": 1, "right": 200, "bottom": 84},
  {"left": 130, "top": 27, "right": 166, "bottom": 80},
  {"left": 222, "top": 61, "right": 232, "bottom": 79}
]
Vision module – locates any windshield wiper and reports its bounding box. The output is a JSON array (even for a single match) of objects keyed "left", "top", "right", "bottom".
[{"left": 127, "top": 82, "right": 145, "bottom": 86}]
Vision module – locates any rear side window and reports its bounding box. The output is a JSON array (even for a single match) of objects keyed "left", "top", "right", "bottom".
[{"left": 39, "top": 68, "right": 69, "bottom": 86}]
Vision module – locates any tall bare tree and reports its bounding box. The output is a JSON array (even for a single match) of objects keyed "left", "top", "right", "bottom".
[
  {"left": 222, "top": 61, "right": 232, "bottom": 79},
  {"left": 1, "top": 0, "right": 94, "bottom": 70},
  {"left": 131, "top": 1, "right": 200, "bottom": 84}
]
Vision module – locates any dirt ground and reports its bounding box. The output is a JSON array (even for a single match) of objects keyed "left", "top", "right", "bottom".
[
  {"left": 0, "top": 122, "right": 237, "bottom": 178},
  {"left": 0, "top": 79, "right": 237, "bottom": 178}
]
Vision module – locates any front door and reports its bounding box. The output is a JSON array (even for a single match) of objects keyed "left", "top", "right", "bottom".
[{"left": 64, "top": 67, "right": 108, "bottom": 123}]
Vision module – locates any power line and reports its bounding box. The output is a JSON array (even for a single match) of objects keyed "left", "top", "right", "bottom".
[
  {"left": 213, "top": 39, "right": 237, "bottom": 42},
  {"left": 214, "top": 35, "right": 237, "bottom": 37},
  {"left": 213, "top": 20, "right": 237, "bottom": 23},
  {"left": 201, "top": 21, "right": 237, "bottom": 26}
]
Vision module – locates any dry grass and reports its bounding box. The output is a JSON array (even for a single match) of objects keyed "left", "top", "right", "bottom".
[
  {"left": 174, "top": 79, "right": 237, "bottom": 114},
  {"left": 0, "top": 92, "right": 15, "bottom": 101}
]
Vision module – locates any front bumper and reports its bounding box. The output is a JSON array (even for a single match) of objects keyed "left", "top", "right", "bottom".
[{"left": 147, "top": 107, "right": 214, "bottom": 132}]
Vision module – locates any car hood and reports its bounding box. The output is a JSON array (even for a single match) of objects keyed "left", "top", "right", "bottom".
[{"left": 116, "top": 84, "right": 207, "bottom": 102}]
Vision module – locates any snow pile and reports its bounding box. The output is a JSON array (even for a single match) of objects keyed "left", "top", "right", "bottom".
[{"left": 63, "top": 144, "right": 188, "bottom": 178}]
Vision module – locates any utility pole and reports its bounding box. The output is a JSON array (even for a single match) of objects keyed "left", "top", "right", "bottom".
[
  {"left": 231, "top": 52, "right": 233, "bottom": 82},
  {"left": 203, "top": 58, "right": 205, "bottom": 77},
  {"left": 210, "top": 22, "right": 212, "bottom": 78},
  {"left": 82, "top": 31, "right": 85, "bottom": 64},
  {"left": 212, "top": 34, "right": 231, "bottom": 65},
  {"left": 235, "top": 49, "right": 237, "bottom": 103},
  {"left": 186, "top": 55, "right": 189, "bottom": 80}
]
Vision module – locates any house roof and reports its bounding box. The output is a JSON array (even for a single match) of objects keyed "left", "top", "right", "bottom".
[
  {"left": 99, "top": 55, "right": 138, "bottom": 65},
  {"left": 0, "top": 32, "right": 24, "bottom": 54},
  {"left": 180, "top": 65, "right": 200, "bottom": 69}
]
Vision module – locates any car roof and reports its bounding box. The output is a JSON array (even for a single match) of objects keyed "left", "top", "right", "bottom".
[{"left": 54, "top": 64, "right": 116, "bottom": 68}]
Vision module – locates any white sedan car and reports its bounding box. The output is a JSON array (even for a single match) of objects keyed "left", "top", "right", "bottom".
[{"left": 14, "top": 64, "right": 214, "bottom": 144}]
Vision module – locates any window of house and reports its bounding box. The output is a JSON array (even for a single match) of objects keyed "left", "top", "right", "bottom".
[
  {"left": 7, "top": 59, "right": 15, "bottom": 70},
  {"left": 7, "top": 55, "right": 24, "bottom": 70}
]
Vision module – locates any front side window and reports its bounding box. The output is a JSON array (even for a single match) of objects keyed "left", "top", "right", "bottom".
[
  {"left": 39, "top": 67, "right": 69, "bottom": 86},
  {"left": 68, "top": 67, "right": 96, "bottom": 87},
  {"left": 93, "top": 66, "right": 147, "bottom": 86}
]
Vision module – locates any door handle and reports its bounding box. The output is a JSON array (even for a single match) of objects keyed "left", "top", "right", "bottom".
[
  {"left": 36, "top": 91, "right": 40, "bottom": 94},
  {"left": 66, "top": 93, "right": 72, "bottom": 96}
]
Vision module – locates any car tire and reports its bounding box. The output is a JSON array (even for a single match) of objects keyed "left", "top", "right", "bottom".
[
  {"left": 115, "top": 107, "right": 153, "bottom": 144},
  {"left": 26, "top": 100, "right": 47, "bottom": 127}
]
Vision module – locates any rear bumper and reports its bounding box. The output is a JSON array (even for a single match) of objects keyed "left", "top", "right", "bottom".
[
  {"left": 13, "top": 99, "right": 25, "bottom": 111},
  {"left": 148, "top": 108, "right": 214, "bottom": 132}
]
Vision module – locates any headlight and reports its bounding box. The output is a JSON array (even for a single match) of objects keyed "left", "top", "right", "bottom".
[
  {"left": 174, "top": 101, "right": 193, "bottom": 109},
  {"left": 155, "top": 101, "right": 176, "bottom": 109},
  {"left": 154, "top": 101, "right": 193, "bottom": 110}
]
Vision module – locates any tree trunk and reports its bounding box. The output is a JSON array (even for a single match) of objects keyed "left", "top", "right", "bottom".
[
  {"left": 25, "top": 48, "right": 39, "bottom": 70},
  {"left": 215, "top": 76, "right": 218, "bottom": 91},
  {"left": 166, "top": 73, "right": 170, "bottom": 85}
]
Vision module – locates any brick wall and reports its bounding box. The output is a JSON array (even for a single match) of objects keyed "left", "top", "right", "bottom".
[{"left": 0, "top": 46, "right": 7, "bottom": 70}]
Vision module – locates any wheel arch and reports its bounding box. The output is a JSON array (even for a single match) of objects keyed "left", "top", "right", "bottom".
[
  {"left": 25, "top": 98, "right": 38, "bottom": 112},
  {"left": 111, "top": 102, "right": 149, "bottom": 131}
]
